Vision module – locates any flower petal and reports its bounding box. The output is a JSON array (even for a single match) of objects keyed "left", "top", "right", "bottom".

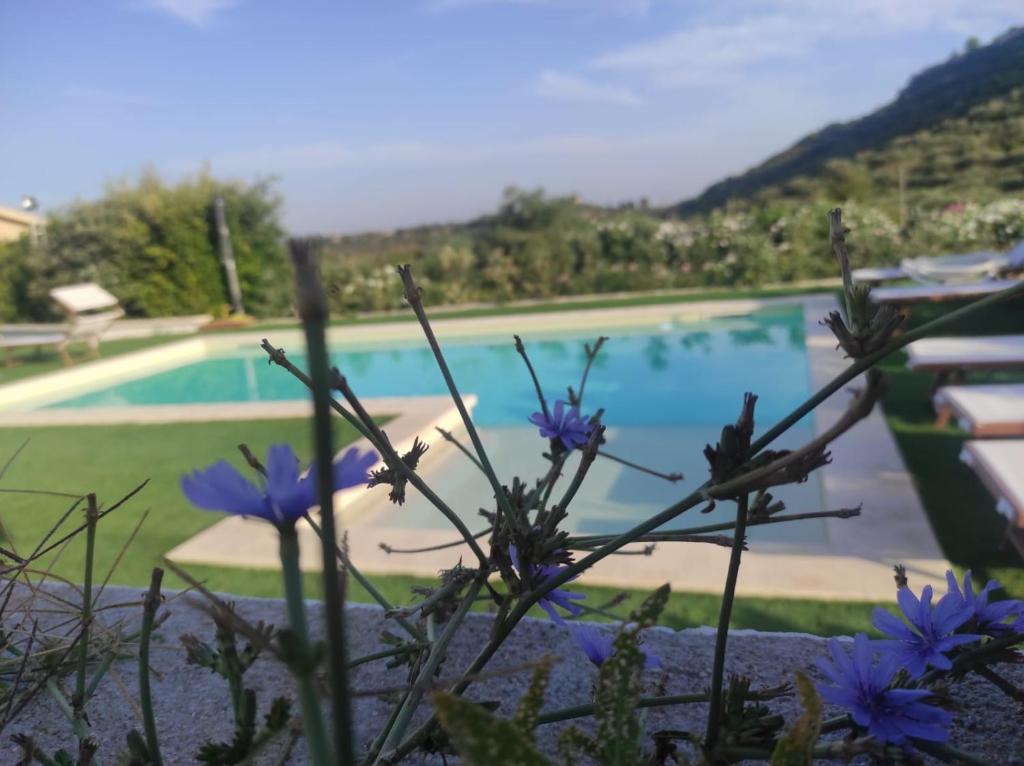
[{"left": 181, "top": 461, "right": 269, "bottom": 519}]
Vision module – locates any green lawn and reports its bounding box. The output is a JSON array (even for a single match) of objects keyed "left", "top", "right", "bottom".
[
  {"left": 0, "top": 336, "right": 185, "bottom": 386},
  {"left": 0, "top": 419, "right": 363, "bottom": 590}
]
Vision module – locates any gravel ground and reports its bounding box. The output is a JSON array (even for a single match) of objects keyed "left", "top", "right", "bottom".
[{"left": 5, "top": 584, "right": 1022, "bottom": 765}]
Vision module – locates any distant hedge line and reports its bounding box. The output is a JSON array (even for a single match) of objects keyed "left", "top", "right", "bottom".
[
  {"left": 3, "top": 180, "right": 1022, "bottom": 322},
  {"left": 0, "top": 171, "right": 289, "bottom": 321},
  {"left": 317, "top": 189, "right": 1024, "bottom": 314}
]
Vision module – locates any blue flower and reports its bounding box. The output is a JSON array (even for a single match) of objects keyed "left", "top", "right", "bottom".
[
  {"left": 528, "top": 400, "right": 592, "bottom": 451},
  {"left": 872, "top": 585, "right": 978, "bottom": 678},
  {"left": 816, "top": 633, "right": 951, "bottom": 746},
  {"left": 508, "top": 543, "right": 585, "bottom": 623},
  {"left": 181, "top": 444, "right": 377, "bottom": 528},
  {"left": 568, "top": 621, "right": 661, "bottom": 670},
  {"left": 945, "top": 570, "right": 1024, "bottom": 637}
]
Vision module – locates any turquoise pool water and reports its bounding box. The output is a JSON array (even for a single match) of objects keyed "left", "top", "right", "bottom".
[
  {"left": 50, "top": 307, "right": 811, "bottom": 428},
  {"left": 50, "top": 306, "right": 825, "bottom": 542}
]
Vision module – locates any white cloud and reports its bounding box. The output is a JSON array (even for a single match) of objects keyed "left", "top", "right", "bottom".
[
  {"left": 592, "top": 15, "right": 808, "bottom": 86},
  {"left": 534, "top": 70, "right": 643, "bottom": 106},
  {"left": 589, "top": 2, "right": 1023, "bottom": 87},
  {"left": 136, "top": 0, "right": 239, "bottom": 27}
]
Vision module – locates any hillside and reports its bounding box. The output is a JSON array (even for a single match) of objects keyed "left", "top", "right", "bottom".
[{"left": 675, "top": 27, "right": 1024, "bottom": 215}]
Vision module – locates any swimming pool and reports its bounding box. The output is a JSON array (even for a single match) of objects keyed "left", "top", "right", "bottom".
[
  {"left": 49, "top": 306, "right": 824, "bottom": 543},
  {"left": 50, "top": 307, "right": 811, "bottom": 426}
]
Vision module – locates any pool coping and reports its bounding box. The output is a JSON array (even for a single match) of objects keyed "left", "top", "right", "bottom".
[{"left": 0, "top": 295, "right": 950, "bottom": 601}]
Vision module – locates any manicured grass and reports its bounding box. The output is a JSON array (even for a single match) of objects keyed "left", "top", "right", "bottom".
[
  {"left": 184, "top": 565, "right": 880, "bottom": 635},
  {"left": 877, "top": 297, "right": 1024, "bottom": 599},
  {"left": 249, "top": 284, "right": 837, "bottom": 333},
  {"left": 0, "top": 418, "right": 364, "bottom": 590},
  {"left": 0, "top": 336, "right": 183, "bottom": 386}
]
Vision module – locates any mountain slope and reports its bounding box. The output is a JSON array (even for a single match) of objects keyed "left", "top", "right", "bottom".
[{"left": 675, "top": 28, "right": 1024, "bottom": 215}]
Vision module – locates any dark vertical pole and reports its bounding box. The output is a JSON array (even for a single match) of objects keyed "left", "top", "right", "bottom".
[{"left": 214, "top": 195, "right": 245, "bottom": 315}]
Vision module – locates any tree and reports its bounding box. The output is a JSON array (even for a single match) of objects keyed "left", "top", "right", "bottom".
[{"left": 5, "top": 170, "right": 288, "bottom": 320}]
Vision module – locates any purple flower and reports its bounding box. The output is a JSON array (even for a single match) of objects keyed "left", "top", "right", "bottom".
[
  {"left": 816, "top": 633, "right": 951, "bottom": 746},
  {"left": 945, "top": 570, "right": 1024, "bottom": 637},
  {"left": 181, "top": 444, "right": 377, "bottom": 528},
  {"left": 568, "top": 622, "right": 661, "bottom": 670},
  {"left": 872, "top": 585, "right": 978, "bottom": 678},
  {"left": 508, "top": 543, "right": 585, "bottom": 623},
  {"left": 528, "top": 400, "right": 591, "bottom": 451}
]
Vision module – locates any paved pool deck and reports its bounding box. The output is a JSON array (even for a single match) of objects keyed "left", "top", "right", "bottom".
[{"left": 0, "top": 295, "right": 951, "bottom": 601}]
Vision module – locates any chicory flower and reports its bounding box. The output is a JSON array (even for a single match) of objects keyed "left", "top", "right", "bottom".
[
  {"left": 945, "top": 569, "right": 1024, "bottom": 637},
  {"left": 508, "top": 543, "right": 585, "bottom": 623},
  {"left": 181, "top": 444, "right": 377, "bottom": 529},
  {"left": 529, "top": 399, "right": 592, "bottom": 451},
  {"left": 816, "top": 633, "right": 951, "bottom": 745},
  {"left": 872, "top": 585, "right": 978, "bottom": 678},
  {"left": 568, "top": 621, "right": 661, "bottom": 670}
]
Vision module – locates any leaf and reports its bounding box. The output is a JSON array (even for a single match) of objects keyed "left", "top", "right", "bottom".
[
  {"left": 593, "top": 630, "right": 646, "bottom": 766},
  {"left": 628, "top": 583, "right": 670, "bottom": 629},
  {"left": 433, "top": 692, "right": 551, "bottom": 766},
  {"left": 770, "top": 672, "right": 822, "bottom": 766},
  {"left": 512, "top": 658, "right": 552, "bottom": 739}
]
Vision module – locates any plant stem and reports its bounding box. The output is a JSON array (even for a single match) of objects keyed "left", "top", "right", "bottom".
[
  {"left": 704, "top": 493, "right": 749, "bottom": 749},
  {"left": 265, "top": 340, "right": 488, "bottom": 566},
  {"left": 568, "top": 507, "right": 859, "bottom": 547},
  {"left": 74, "top": 493, "right": 98, "bottom": 722},
  {"left": 376, "top": 577, "right": 484, "bottom": 762},
  {"left": 293, "top": 239, "right": 357, "bottom": 766},
  {"left": 536, "top": 693, "right": 710, "bottom": 725},
  {"left": 139, "top": 567, "right": 164, "bottom": 766},
  {"left": 398, "top": 266, "right": 517, "bottom": 524},
  {"left": 304, "top": 513, "right": 425, "bottom": 642},
  {"left": 278, "top": 526, "right": 333, "bottom": 766}
]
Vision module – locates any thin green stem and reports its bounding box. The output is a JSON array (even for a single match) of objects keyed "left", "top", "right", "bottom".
[
  {"left": 435, "top": 427, "right": 485, "bottom": 472},
  {"left": 537, "top": 693, "right": 709, "bottom": 725},
  {"left": 74, "top": 493, "right": 98, "bottom": 721},
  {"left": 704, "top": 494, "right": 749, "bottom": 749},
  {"left": 278, "top": 527, "right": 333, "bottom": 766},
  {"left": 139, "top": 568, "right": 164, "bottom": 766},
  {"left": 596, "top": 449, "right": 683, "bottom": 482},
  {"left": 377, "top": 577, "right": 485, "bottom": 762},
  {"left": 304, "top": 513, "right": 425, "bottom": 642},
  {"left": 348, "top": 642, "right": 429, "bottom": 670},
  {"left": 301, "top": 297, "right": 356, "bottom": 766},
  {"left": 45, "top": 677, "right": 89, "bottom": 740},
  {"left": 568, "top": 507, "right": 859, "bottom": 547},
  {"left": 398, "top": 266, "right": 517, "bottom": 525}
]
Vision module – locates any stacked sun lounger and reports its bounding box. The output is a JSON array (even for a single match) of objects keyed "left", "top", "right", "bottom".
[{"left": 906, "top": 334, "right": 1024, "bottom": 555}]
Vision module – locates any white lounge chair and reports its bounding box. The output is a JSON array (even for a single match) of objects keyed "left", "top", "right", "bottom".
[
  {"left": 906, "top": 334, "right": 1024, "bottom": 391},
  {"left": 960, "top": 439, "right": 1024, "bottom": 554},
  {"left": 934, "top": 383, "right": 1024, "bottom": 436},
  {"left": 869, "top": 279, "right": 1021, "bottom": 307},
  {"left": 0, "top": 283, "right": 124, "bottom": 366},
  {"left": 902, "top": 240, "right": 1024, "bottom": 285},
  {"left": 853, "top": 240, "right": 1024, "bottom": 286},
  {"left": 851, "top": 266, "right": 907, "bottom": 285}
]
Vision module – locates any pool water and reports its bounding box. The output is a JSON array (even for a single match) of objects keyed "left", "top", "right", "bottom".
[
  {"left": 51, "top": 306, "right": 825, "bottom": 543},
  {"left": 52, "top": 307, "right": 810, "bottom": 427}
]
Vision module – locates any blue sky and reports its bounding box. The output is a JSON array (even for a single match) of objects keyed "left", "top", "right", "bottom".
[{"left": 1, "top": 1, "right": 1021, "bottom": 233}]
